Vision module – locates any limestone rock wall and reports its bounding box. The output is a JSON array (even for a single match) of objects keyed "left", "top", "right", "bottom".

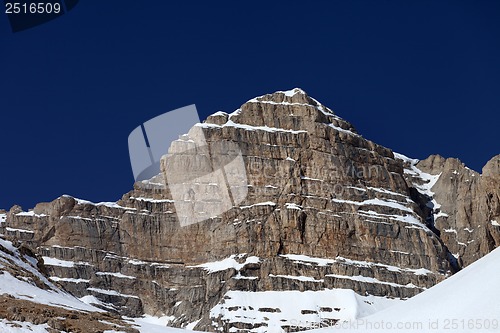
[
  {"left": 1, "top": 88, "right": 496, "bottom": 332},
  {"left": 413, "top": 154, "right": 500, "bottom": 267}
]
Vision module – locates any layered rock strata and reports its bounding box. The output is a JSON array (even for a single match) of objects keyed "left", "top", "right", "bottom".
[{"left": 1, "top": 88, "right": 498, "bottom": 332}]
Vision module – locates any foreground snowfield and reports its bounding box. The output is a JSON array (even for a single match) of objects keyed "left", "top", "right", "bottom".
[
  {"left": 0, "top": 318, "right": 191, "bottom": 333},
  {"left": 310, "top": 246, "right": 500, "bottom": 332},
  {"left": 0, "top": 320, "right": 51, "bottom": 333},
  {"left": 210, "top": 289, "right": 399, "bottom": 332},
  {"left": 127, "top": 316, "right": 195, "bottom": 333}
]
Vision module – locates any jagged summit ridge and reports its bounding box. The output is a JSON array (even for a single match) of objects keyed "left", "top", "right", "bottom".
[
  {"left": 245, "top": 87, "right": 332, "bottom": 114},
  {"left": 202, "top": 88, "right": 358, "bottom": 137}
]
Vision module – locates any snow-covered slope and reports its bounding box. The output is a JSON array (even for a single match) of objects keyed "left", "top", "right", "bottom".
[
  {"left": 312, "top": 246, "right": 500, "bottom": 332},
  {"left": 0, "top": 236, "right": 99, "bottom": 312},
  {"left": 210, "top": 289, "right": 398, "bottom": 332},
  {"left": 0, "top": 234, "right": 192, "bottom": 332}
]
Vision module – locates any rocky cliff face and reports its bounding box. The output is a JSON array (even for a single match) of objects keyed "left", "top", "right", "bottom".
[
  {"left": 409, "top": 154, "right": 500, "bottom": 267},
  {"left": 0, "top": 227, "right": 140, "bottom": 332},
  {"left": 1, "top": 88, "right": 498, "bottom": 332}
]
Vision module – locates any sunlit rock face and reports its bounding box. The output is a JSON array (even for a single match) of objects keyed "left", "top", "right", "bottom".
[{"left": 2, "top": 88, "right": 497, "bottom": 332}]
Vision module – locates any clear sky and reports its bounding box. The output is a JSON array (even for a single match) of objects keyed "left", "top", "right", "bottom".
[{"left": 1, "top": 1, "right": 499, "bottom": 210}]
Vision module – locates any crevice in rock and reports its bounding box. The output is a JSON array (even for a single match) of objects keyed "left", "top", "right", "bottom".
[
  {"left": 446, "top": 251, "right": 460, "bottom": 273},
  {"left": 40, "top": 226, "right": 55, "bottom": 244},
  {"left": 407, "top": 186, "right": 460, "bottom": 273},
  {"left": 277, "top": 238, "right": 284, "bottom": 255},
  {"left": 298, "top": 212, "right": 306, "bottom": 244},
  {"left": 408, "top": 188, "right": 439, "bottom": 235}
]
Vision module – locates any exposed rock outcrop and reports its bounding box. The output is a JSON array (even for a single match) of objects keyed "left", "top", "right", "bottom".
[
  {"left": 411, "top": 154, "right": 500, "bottom": 267},
  {"left": 0, "top": 232, "right": 139, "bottom": 332},
  {"left": 1, "top": 88, "right": 497, "bottom": 332}
]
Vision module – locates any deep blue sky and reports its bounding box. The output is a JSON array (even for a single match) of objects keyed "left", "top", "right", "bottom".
[{"left": 1, "top": 1, "right": 499, "bottom": 210}]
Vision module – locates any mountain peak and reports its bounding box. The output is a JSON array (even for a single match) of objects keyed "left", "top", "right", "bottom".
[
  {"left": 202, "top": 88, "right": 359, "bottom": 137},
  {"left": 2, "top": 87, "right": 499, "bottom": 333},
  {"left": 244, "top": 87, "right": 333, "bottom": 115},
  {"left": 277, "top": 87, "right": 307, "bottom": 97}
]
